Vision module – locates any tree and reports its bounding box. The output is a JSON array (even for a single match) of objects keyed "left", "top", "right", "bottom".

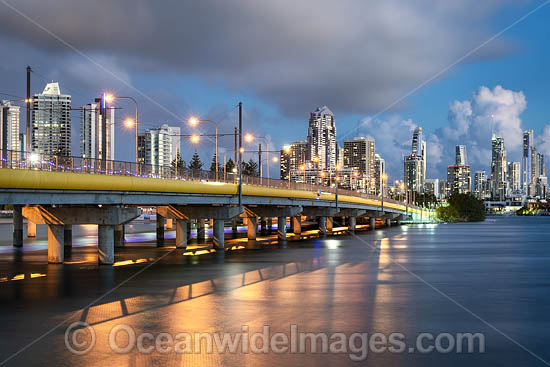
[
  {"left": 242, "top": 159, "right": 258, "bottom": 176},
  {"left": 437, "top": 193, "right": 485, "bottom": 222},
  {"left": 188, "top": 151, "right": 203, "bottom": 170},
  {"left": 225, "top": 158, "right": 235, "bottom": 173},
  {"left": 209, "top": 154, "right": 220, "bottom": 172},
  {"left": 414, "top": 192, "right": 438, "bottom": 207},
  {"left": 171, "top": 151, "right": 185, "bottom": 171}
]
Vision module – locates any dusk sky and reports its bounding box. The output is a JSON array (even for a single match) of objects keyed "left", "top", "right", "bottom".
[{"left": 0, "top": 0, "right": 549, "bottom": 180}]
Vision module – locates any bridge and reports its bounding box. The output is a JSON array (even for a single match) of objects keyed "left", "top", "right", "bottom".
[{"left": 0, "top": 150, "right": 435, "bottom": 265}]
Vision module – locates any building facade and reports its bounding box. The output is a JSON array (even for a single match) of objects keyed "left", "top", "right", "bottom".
[
  {"left": 280, "top": 140, "right": 308, "bottom": 181},
  {"left": 307, "top": 106, "right": 336, "bottom": 172},
  {"left": 31, "top": 82, "right": 72, "bottom": 156},
  {"left": 0, "top": 101, "right": 21, "bottom": 157},
  {"left": 80, "top": 96, "right": 115, "bottom": 160},
  {"left": 342, "top": 137, "right": 375, "bottom": 193},
  {"left": 491, "top": 134, "right": 507, "bottom": 200},
  {"left": 403, "top": 127, "right": 426, "bottom": 193},
  {"left": 373, "top": 153, "right": 385, "bottom": 196},
  {"left": 142, "top": 124, "right": 181, "bottom": 172},
  {"left": 447, "top": 165, "right": 471, "bottom": 194}
]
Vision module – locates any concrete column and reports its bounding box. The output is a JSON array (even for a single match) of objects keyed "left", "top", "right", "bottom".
[
  {"left": 64, "top": 225, "right": 72, "bottom": 247},
  {"left": 165, "top": 218, "right": 173, "bottom": 230},
  {"left": 12, "top": 205, "right": 23, "bottom": 247},
  {"left": 370, "top": 217, "right": 376, "bottom": 231},
  {"left": 156, "top": 213, "right": 165, "bottom": 246},
  {"left": 386, "top": 218, "right": 392, "bottom": 227},
  {"left": 187, "top": 220, "right": 192, "bottom": 239},
  {"left": 318, "top": 217, "right": 327, "bottom": 237},
  {"left": 197, "top": 219, "right": 206, "bottom": 242},
  {"left": 27, "top": 221, "right": 36, "bottom": 238},
  {"left": 213, "top": 219, "right": 225, "bottom": 249},
  {"left": 247, "top": 216, "right": 257, "bottom": 241},
  {"left": 98, "top": 224, "right": 115, "bottom": 265},
  {"left": 114, "top": 224, "right": 124, "bottom": 248},
  {"left": 326, "top": 217, "right": 333, "bottom": 234},
  {"left": 267, "top": 217, "right": 273, "bottom": 233},
  {"left": 348, "top": 216, "right": 356, "bottom": 233},
  {"left": 396, "top": 219, "right": 401, "bottom": 226},
  {"left": 277, "top": 216, "right": 287, "bottom": 242},
  {"left": 47, "top": 224, "right": 64, "bottom": 263},
  {"left": 293, "top": 216, "right": 302, "bottom": 235},
  {"left": 260, "top": 218, "right": 267, "bottom": 234},
  {"left": 289, "top": 216, "right": 295, "bottom": 232},
  {"left": 175, "top": 219, "right": 188, "bottom": 249},
  {"left": 231, "top": 218, "right": 238, "bottom": 234}
]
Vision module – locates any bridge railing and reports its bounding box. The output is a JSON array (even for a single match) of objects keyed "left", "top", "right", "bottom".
[{"left": 0, "top": 149, "right": 415, "bottom": 209}]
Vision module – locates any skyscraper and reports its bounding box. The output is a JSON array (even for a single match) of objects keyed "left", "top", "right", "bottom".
[
  {"left": 143, "top": 124, "right": 180, "bottom": 172},
  {"left": 373, "top": 153, "right": 385, "bottom": 196},
  {"left": 32, "top": 82, "right": 71, "bottom": 156},
  {"left": 507, "top": 162, "right": 521, "bottom": 192},
  {"left": 491, "top": 134, "right": 506, "bottom": 200},
  {"left": 343, "top": 137, "right": 375, "bottom": 193},
  {"left": 307, "top": 106, "right": 336, "bottom": 172},
  {"left": 425, "top": 178, "right": 440, "bottom": 199},
  {"left": 404, "top": 127, "right": 426, "bottom": 193},
  {"left": 0, "top": 101, "right": 21, "bottom": 157},
  {"left": 80, "top": 96, "right": 115, "bottom": 160},
  {"left": 280, "top": 140, "right": 308, "bottom": 181},
  {"left": 455, "top": 145, "right": 467, "bottom": 165},
  {"left": 522, "top": 129, "right": 535, "bottom": 189},
  {"left": 473, "top": 170, "right": 489, "bottom": 199},
  {"left": 447, "top": 164, "right": 471, "bottom": 194}
]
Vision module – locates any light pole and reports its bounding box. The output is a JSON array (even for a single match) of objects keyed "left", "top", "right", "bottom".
[
  {"left": 244, "top": 134, "right": 272, "bottom": 181},
  {"left": 381, "top": 173, "right": 387, "bottom": 211},
  {"left": 105, "top": 95, "right": 138, "bottom": 164},
  {"left": 189, "top": 117, "right": 219, "bottom": 181}
]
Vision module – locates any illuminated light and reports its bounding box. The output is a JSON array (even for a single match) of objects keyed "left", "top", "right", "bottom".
[
  {"left": 232, "top": 168, "right": 237, "bottom": 173},
  {"left": 244, "top": 133, "right": 254, "bottom": 142},
  {"left": 30, "top": 273, "right": 46, "bottom": 278},
  {"left": 64, "top": 260, "right": 86, "bottom": 264},
  {"left": 124, "top": 119, "right": 134, "bottom": 128},
  {"left": 283, "top": 145, "right": 291, "bottom": 153},
  {"left": 320, "top": 171, "right": 326, "bottom": 177},
  {"left": 104, "top": 94, "right": 114, "bottom": 103},
  {"left": 353, "top": 171, "right": 359, "bottom": 177},
  {"left": 12, "top": 274, "right": 25, "bottom": 281},
  {"left": 299, "top": 164, "right": 305, "bottom": 171},
  {"left": 239, "top": 147, "right": 245, "bottom": 153},
  {"left": 188, "top": 116, "right": 199, "bottom": 126},
  {"left": 236, "top": 246, "right": 245, "bottom": 249},
  {"left": 135, "top": 258, "right": 147, "bottom": 263},
  {"left": 30, "top": 153, "right": 40, "bottom": 163},
  {"left": 191, "top": 135, "right": 200, "bottom": 143},
  {"left": 272, "top": 156, "right": 278, "bottom": 163},
  {"left": 113, "top": 260, "right": 134, "bottom": 267},
  {"left": 312, "top": 156, "right": 319, "bottom": 162},
  {"left": 0, "top": 277, "right": 8, "bottom": 282}
]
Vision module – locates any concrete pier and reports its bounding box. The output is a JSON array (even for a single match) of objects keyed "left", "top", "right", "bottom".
[
  {"left": 27, "top": 221, "right": 36, "bottom": 238},
  {"left": 165, "top": 218, "right": 173, "bottom": 230},
  {"left": 348, "top": 216, "right": 356, "bottom": 233},
  {"left": 260, "top": 218, "right": 267, "bottom": 234},
  {"left": 197, "top": 219, "right": 206, "bottom": 242},
  {"left": 114, "top": 224, "right": 124, "bottom": 248},
  {"left": 267, "top": 217, "right": 273, "bottom": 233},
  {"left": 47, "top": 224, "right": 64, "bottom": 263},
  {"left": 370, "top": 217, "right": 376, "bottom": 230},
  {"left": 293, "top": 216, "right": 301, "bottom": 235},
  {"left": 326, "top": 217, "right": 333, "bottom": 234},
  {"left": 12, "top": 205, "right": 23, "bottom": 247},
  {"left": 64, "top": 225, "right": 72, "bottom": 247},
  {"left": 386, "top": 218, "right": 391, "bottom": 227},
  {"left": 247, "top": 216, "right": 257, "bottom": 241},
  {"left": 318, "top": 217, "right": 327, "bottom": 237},
  {"left": 175, "top": 219, "right": 188, "bottom": 249},
  {"left": 156, "top": 213, "right": 165, "bottom": 246},
  {"left": 213, "top": 219, "right": 225, "bottom": 249},
  {"left": 277, "top": 216, "right": 287, "bottom": 243},
  {"left": 98, "top": 224, "right": 114, "bottom": 265}
]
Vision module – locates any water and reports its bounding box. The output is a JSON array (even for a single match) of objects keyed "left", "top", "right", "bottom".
[{"left": 0, "top": 217, "right": 548, "bottom": 366}]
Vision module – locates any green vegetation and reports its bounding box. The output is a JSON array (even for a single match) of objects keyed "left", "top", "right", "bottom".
[
  {"left": 436, "top": 193, "right": 485, "bottom": 222},
  {"left": 516, "top": 205, "right": 542, "bottom": 216}
]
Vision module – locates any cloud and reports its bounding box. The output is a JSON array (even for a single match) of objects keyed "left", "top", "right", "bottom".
[
  {"left": 360, "top": 85, "right": 550, "bottom": 180},
  {"left": 0, "top": 0, "right": 515, "bottom": 117}
]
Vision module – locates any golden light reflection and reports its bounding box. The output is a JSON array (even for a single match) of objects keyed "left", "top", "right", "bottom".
[{"left": 12, "top": 274, "right": 25, "bottom": 281}]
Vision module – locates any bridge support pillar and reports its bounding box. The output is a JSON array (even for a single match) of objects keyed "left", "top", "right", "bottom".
[
  {"left": 277, "top": 216, "right": 287, "bottom": 243},
  {"left": 213, "top": 219, "right": 225, "bottom": 249},
  {"left": 47, "top": 224, "right": 64, "bottom": 263},
  {"left": 114, "top": 224, "right": 124, "bottom": 248},
  {"left": 13, "top": 205, "right": 23, "bottom": 247},
  {"left": 260, "top": 218, "right": 267, "bottom": 234},
  {"left": 231, "top": 218, "right": 238, "bottom": 234},
  {"left": 326, "top": 217, "right": 333, "bottom": 234},
  {"left": 64, "top": 225, "right": 72, "bottom": 248},
  {"left": 27, "top": 220, "right": 36, "bottom": 238},
  {"left": 247, "top": 216, "right": 257, "bottom": 241},
  {"left": 175, "top": 219, "right": 188, "bottom": 249},
  {"left": 370, "top": 217, "right": 376, "bottom": 231},
  {"left": 293, "top": 216, "right": 301, "bottom": 235},
  {"left": 98, "top": 224, "right": 115, "bottom": 265},
  {"left": 348, "top": 216, "right": 356, "bottom": 234},
  {"left": 267, "top": 217, "right": 273, "bottom": 233},
  {"left": 396, "top": 219, "right": 401, "bottom": 226},
  {"left": 156, "top": 213, "right": 165, "bottom": 247},
  {"left": 197, "top": 219, "right": 206, "bottom": 242},
  {"left": 386, "top": 218, "right": 391, "bottom": 227},
  {"left": 318, "top": 217, "right": 327, "bottom": 237},
  {"left": 165, "top": 218, "right": 173, "bottom": 230}
]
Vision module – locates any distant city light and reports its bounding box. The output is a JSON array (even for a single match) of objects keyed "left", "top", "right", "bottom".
[{"left": 188, "top": 117, "right": 199, "bottom": 126}]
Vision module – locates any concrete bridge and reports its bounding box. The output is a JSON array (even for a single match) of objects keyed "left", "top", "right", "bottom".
[{"left": 0, "top": 155, "right": 435, "bottom": 265}]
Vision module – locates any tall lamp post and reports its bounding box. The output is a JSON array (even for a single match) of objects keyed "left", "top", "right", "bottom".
[
  {"left": 381, "top": 173, "right": 388, "bottom": 211},
  {"left": 105, "top": 95, "right": 138, "bottom": 164},
  {"left": 189, "top": 117, "right": 219, "bottom": 181}
]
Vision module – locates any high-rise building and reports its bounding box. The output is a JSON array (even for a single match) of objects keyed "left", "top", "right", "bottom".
[
  {"left": 143, "top": 124, "right": 180, "bottom": 172},
  {"left": 0, "top": 100, "right": 21, "bottom": 157},
  {"left": 424, "top": 178, "right": 440, "bottom": 199},
  {"left": 32, "top": 82, "right": 71, "bottom": 156},
  {"left": 473, "top": 170, "right": 489, "bottom": 199},
  {"left": 522, "top": 129, "right": 535, "bottom": 190},
  {"left": 455, "top": 145, "right": 467, "bottom": 166},
  {"left": 491, "top": 134, "right": 506, "bottom": 200},
  {"left": 280, "top": 140, "right": 308, "bottom": 181},
  {"left": 307, "top": 106, "right": 336, "bottom": 171},
  {"left": 80, "top": 96, "right": 115, "bottom": 160},
  {"left": 447, "top": 164, "right": 471, "bottom": 194},
  {"left": 373, "top": 153, "right": 385, "bottom": 196},
  {"left": 343, "top": 137, "right": 375, "bottom": 193},
  {"left": 137, "top": 134, "right": 146, "bottom": 165},
  {"left": 507, "top": 162, "right": 521, "bottom": 192},
  {"left": 404, "top": 127, "right": 426, "bottom": 193},
  {"left": 536, "top": 152, "right": 545, "bottom": 177}
]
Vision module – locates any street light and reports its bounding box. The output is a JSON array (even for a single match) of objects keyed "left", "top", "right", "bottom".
[
  {"left": 191, "top": 134, "right": 200, "bottom": 144},
  {"left": 188, "top": 117, "right": 219, "bottom": 181},
  {"left": 243, "top": 134, "right": 273, "bottom": 181},
  {"left": 105, "top": 94, "right": 139, "bottom": 164},
  {"left": 381, "top": 173, "right": 388, "bottom": 210}
]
